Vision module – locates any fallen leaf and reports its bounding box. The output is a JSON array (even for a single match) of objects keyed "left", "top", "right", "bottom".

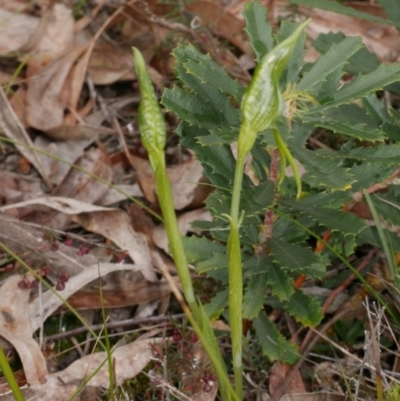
[
  {"left": 66, "top": 277, "right": 175, "bottom": 310},
  {"left": 0, "top": 8, "right": 39, "bottom": 53},
  {"left": 0, "top": 274, "right": 48, "bottom": 386},
  {"left": 47, "top": 338, "right": 156, "bottom": 387},
  {"left": 0, "top": 86, "right": 52, "bottom": 189},
  {"left": 24, "top": 147, "right": 113, "bottom": 230},
  {"left": 279, "top": 393, "right": 346, "bottom": 401},
  {"left": 1, "top": 197, "right": 156, "bottom": 281},
  {"left": 73, "top": 209, "right": 156, "bottom": 281},
  {"left": 29, "top": 262, "right": 147, "bottom": 332},
  {"left": 269, "top": 361, "right": 306, "bottom": 399}
]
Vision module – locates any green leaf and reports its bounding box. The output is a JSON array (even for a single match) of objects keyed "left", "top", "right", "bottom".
[
  {"left": 254, "top": 311, "right": 300, "bottom": 364},
  {"left": 162, "top": 86, "right": 239, "bottom": 131},
  {"left": 204, "top": 289, "right": 229, "bottom": 320},
  {"left": 289, "top": 0, "right": 399, "bottom": 28},
  {"left": 370, "top": 193, "right": 400, "bottom": 226},
  {"left": 312, "top": 32, "right": 380, "bottom": 75},
  {"left": 284, "top": 201, "right": 366, "bottom": 235},
  {"left": 288, "top": 144, "right": 355, "bottom": 190},
  {"left": 182, "top": 236, "right": 226, "bottom": 264},
  {"left": 298, "top": 36, "right": 363, "bottom": 93},
  {"left": 378, "top": 0, "right": 400, "bottom": 31},
  {"left": 243, "top": 1, "right": 274, "bottom": 62},
  {"left": 269, "top": 238, "right": 327, "bottom": 279},
  {"left": 276, "top": 22, "right": 307, "bottom": 85},
  {"left": 359, "top": 227, "right": 400, "bottom": 252},
  {"left": 243, "top": 258, "right": 268, "bottom": 318},
  {"left": 174, "top": 44, "right": 245, "bottom": 100},
  {"left": 333, "top": 144, "right": 400, "bottom": 164},
  {"left": 296, "top": 191, "right": 352, "bottom": 209},
  {"left": 284, "top": 289, "right": 323, "bottom": 327},
  {"left": 312, "top": 63, "right": 400, "bottom": 112},
  {"left": 302, "top": 104, "right": 385, "bottom": 142},
  {"left": 241, "top": 180, "right": 275, "bottom": 216},
  {"left": 267, "top": 263, "right": 294, "bottom": 302},
  {"left": 178, "top": 122, "right": 236, "bottom": 188},
  {"left": 350, "top": 162, "right": 395, "bottom": 191}
]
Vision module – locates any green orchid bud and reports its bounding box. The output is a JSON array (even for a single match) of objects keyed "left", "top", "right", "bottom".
[
  {"left": 238, "top": 19, "right": 310, "bottom": 159},
  {"left": 133, "top": 47, "right": 166, "bottom": 170}
]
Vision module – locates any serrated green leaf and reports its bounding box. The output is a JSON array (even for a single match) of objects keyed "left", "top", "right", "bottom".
[
  {"left": 241, "top": 180, "right": 275, "bottom": 216},
  {"left": 359, "top": 227, "right": 400, "bottom": 252},
  {"left": 178, "top": 122, "right": 236, "bottom": 188},
  {"left": 204, "top": 289, "right": 229, "bottom": 320},
  {"left": 333, "top": 144, "right": 400, "bottom": 164},
  {"left": 312, "top": 63, "right": 400, "bottom": 112},
  {"left": 276, "top": 22, "right": 307, "bottom": 85},
  {"left": 284, "top": 201, "right": 366, "bottom": 235},
  {"left": 197, "top": 253, "right": 229, "bottom": 274},
  {"left": 362, "top": 94, "right": 392, "bottom": 124},
  {"left": 289, "top": 0, "right": 399, "bottom": 28},
  {"left": 243, "top": 1, "right": 274, "bottom": 62},
  {"left": 378, "top": 0, "right": 400, "bottom": 31},
  {"left": 284, "top": 289, "right": 323, "bottom": 327},
  {"left": 297, "top": 191, "right": 352, "bottom": 209},
  {"left": 350, "top": 162, "right": 395, "bottom": 191},
  {"left": 253, "top": 311, "right": 300, "bottom": 364},
  {"left": 269, "top": 238, "right": 327, "bottom": 279},
  {"left": 174, "top": 44, "right": 245, "bottom": 100},
  {"left": 162, "top": 86, "right": 239, "bottom": 131},
  {"left": 371, "top": 193, "right": 400, "bottom": 226},
  {"left": 302, "top": 104, "right": 385, "bottom": 141},
  {"left": 311, "top": 66, "right": 343, "bottom": 101},
  {"left": 182, "top": 236, "right": 226, "bottom": 264},
  {"left": 313, "top": 32, "right": 380, "bottom": 75},
  {"left": 298, "top": 36, "right": 362, "bottom": 92},
  {"left": 267, "top": 263, "right": 294, "bottom": 301},
  {"left": 288, "top": 144, "right": 355, "bottom": 190},
  {"left": 243, "top": 258, "right": 268, "bottom": 318}
]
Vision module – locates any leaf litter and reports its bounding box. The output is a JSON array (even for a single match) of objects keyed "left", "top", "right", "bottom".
[{"left": 0, "top": 0, "right": 399, "bottom": 400}]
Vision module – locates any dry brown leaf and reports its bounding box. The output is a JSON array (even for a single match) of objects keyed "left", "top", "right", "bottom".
[
  {"left": 26, "top": 45, "right": 85, "bottom": 131},
  {"left": 24, "top": 147, "right": 113, "bottom": 230},
  {"left": 169, "top": 158, "right": 205, "bottom": 210},
  {"left": 47, "top": 338, "right": 156, "bottom": 387},
  {"left": 29, "top": 262, "right": 145, "bottom": 332},
  {"left": 279, "top": 393, "right": 346, "bottom": 401},
  {"left": 153, "top": 209, "right": 212, "bottom": 254},
  {"left": 66, "top": 276, "right": 174, "bottom": 310},
  {"left": 1, "top": 196, "right": 156, "bottom": 281},
  {"left": 269, "top": 361, "right": 306, "bottom": 399},
  {"left": 0, "top": 212, "right": 98, "bottom": 278},
  {"left": 99, "top": 184, "right": 144, "bottom": 206},
  {"left": 33, "top": 136, "right": 93, "bottom": 185},
  {"left": 273, "top": 0, "right": 400, "bottom": 63},
  {"left": 0, "top": 274, "right": 48, "bottom": 386},
  {"left": 8, "top": 87, "right": 28, "bottom": 128},
  {"left": 88, "top": 40, "right": 135, "bottom": 85},
  {"left": 0, "top": 8, "right": 39, "bottom": 53},
  {"left": 0, "top": 339, "right": 158, "bottom": 401},
  {"left": 186, "top": 0, "right": 251, "bottom": 54},
  {"left": 0, "top": 86, "right": 52, "bottom": 189},
  {"left": 131, "top": 155, "right": 205, "bottom": 210},
  {"left": 0, "top": 171, "right": 44, "bottom": 207},
  {"left": 73, "top": 209, "right": 156, "bottom": 281}
]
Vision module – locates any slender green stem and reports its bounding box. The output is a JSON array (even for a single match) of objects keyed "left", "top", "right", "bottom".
[
  {"left": 273, "top": 129, "right": 302, "bottom": 198},
  {"left": 228, "top": 153, "right": 246, "bottom": 400},
  {"left": 154, "top": 161, "right": 200, "bottom": 321},
  {"left": 0, "top": 346, "right": 25, "bottom": 401}
]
